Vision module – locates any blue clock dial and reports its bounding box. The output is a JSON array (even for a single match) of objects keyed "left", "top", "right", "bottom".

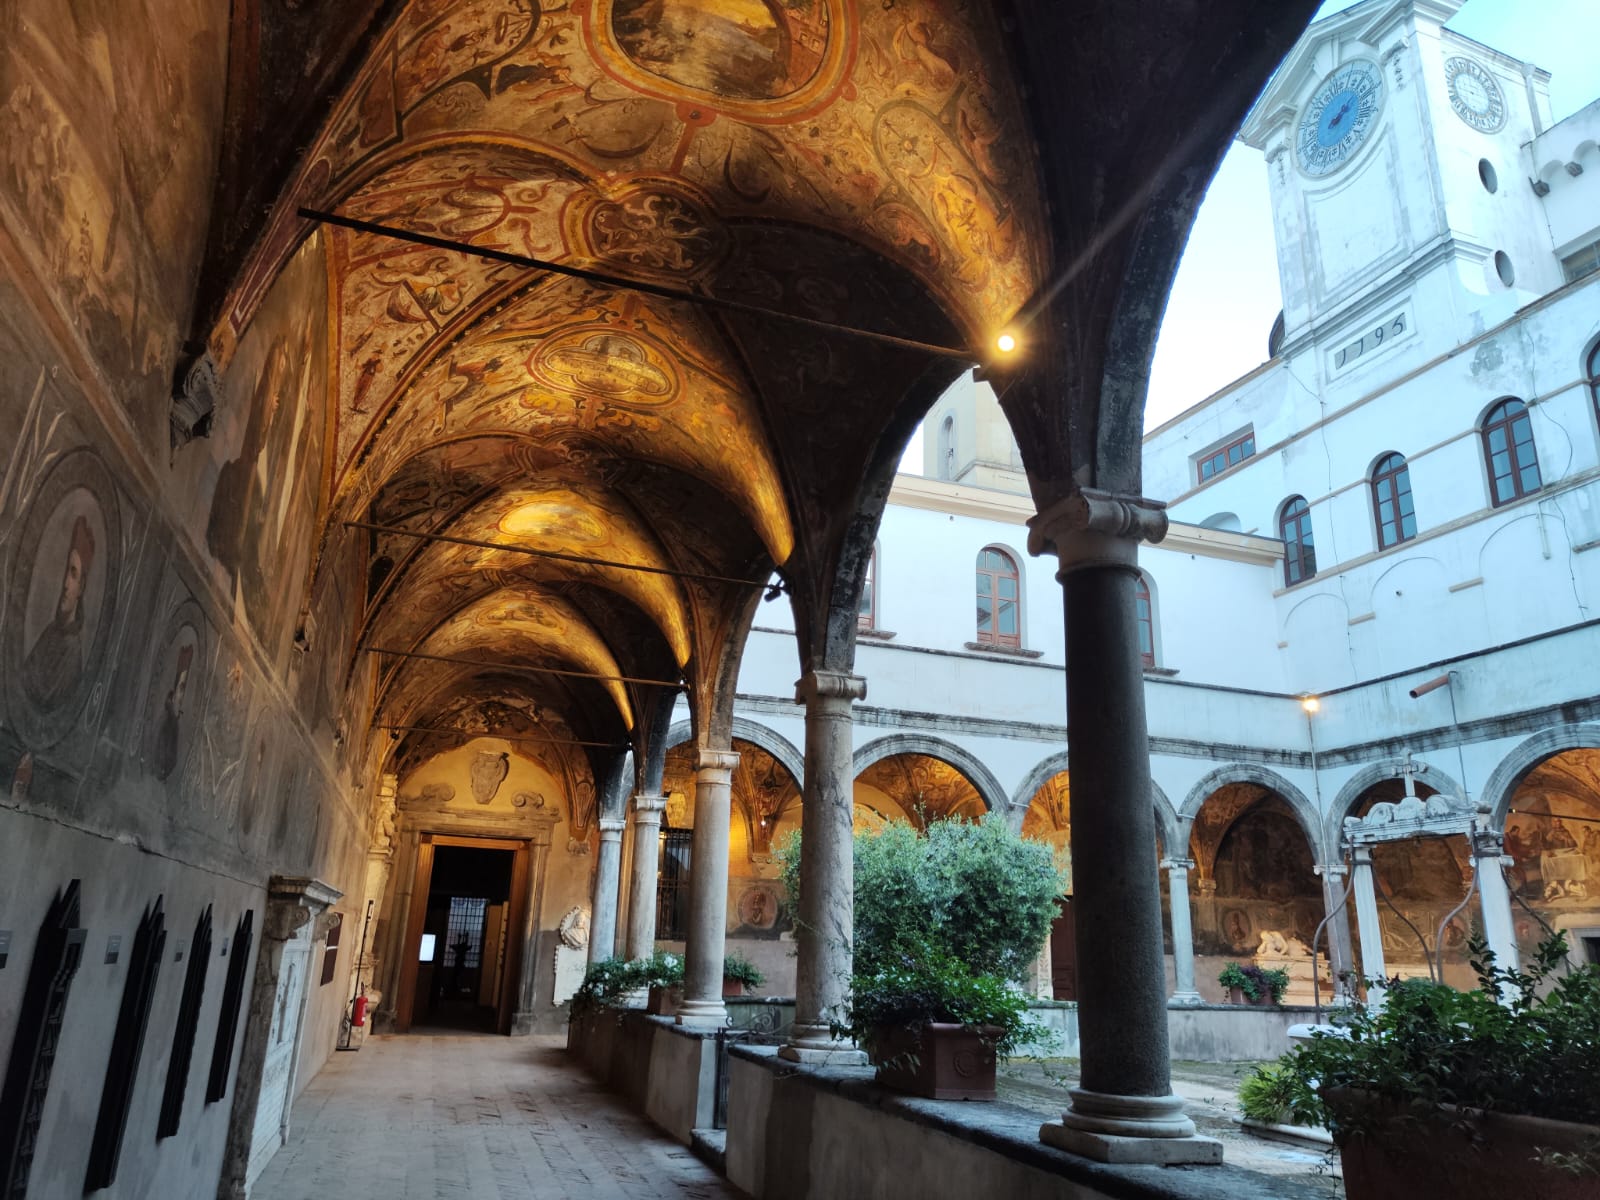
[{"left": 1297, "top": 61, "right": 1384, "bottom": 177}]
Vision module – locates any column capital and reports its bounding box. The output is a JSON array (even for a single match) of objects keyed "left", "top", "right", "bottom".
[
  {"left": 598, "top": 816, "right": 626, "bottom": 837},
  {"left": 1314, "top": 862, "right": 1349, "bottom": 879},
  {"left": 1350, "top": 844, "right": 1376, "bottom": 867},
  {"left": 1470, "top": 829, "right": 1508, "bottom": 860},
  {"left": 1159, "top": 857, "right": 1195, "bottom": 873},
  {"left": 632, "top": 793, "right": 667, "bottom": 820},
  {"left": 696, "top": 748, "right": 740, "bottom": 775},
  {"left": 1027, "top": 488, "right": 1169, "bottom": 573},
  {"left": 795, "top": 669, "right": 867, "bottom": 707}
]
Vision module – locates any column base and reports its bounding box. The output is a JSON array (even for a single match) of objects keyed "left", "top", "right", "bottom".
[
  {"left": 778, "top": 1027, "right": 868, "bottom": 1066},
  {"left": 1061, "top": 1088, "right": 1197, "bottom": 1138},
  {"left": 1040, "top": 1122, "right": 1223, "bottom": 1165},
  {"left": 675, "top": 997, "right": 728, "bottom": 1027},
  {"left": 1167, "top": 990, "right": 1204, "bottom": 1007}
]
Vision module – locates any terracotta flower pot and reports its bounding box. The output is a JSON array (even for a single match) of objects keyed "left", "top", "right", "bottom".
[
  {"left": 722, "top": 978, "right": 746, "bottom": 998},
  {"left": 1229, "top": 985, "right": 1246, "bottom": 1005},
  {"left": 870, "top": 1022, "right": 999, "bottom": 1101},
  {"left": 645, "top": 985, "right": 680, "bottom": 1016},
  {"left": 1324, "top": 1088, "right": 1600, "bottom": 1200}
]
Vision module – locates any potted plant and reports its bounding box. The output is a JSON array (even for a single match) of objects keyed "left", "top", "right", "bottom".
[
  {"left": 783, "top": 814, "right": 1064, "bottom": 1100},
  {"left": 1270, "top": 931, "right": 1600, "bottom": 1199},
  {"left": 640, "top": 949, "right": 684, "bottom": 1015},
  {"left": 1219, "top": 962, "right": 1289, "bottom": 1005},
  {"left": 722, "top": 950, "right": 765, "bottom": 998}
]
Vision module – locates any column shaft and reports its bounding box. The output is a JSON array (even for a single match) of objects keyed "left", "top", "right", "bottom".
[
  {"left": 782, "top": 670, "right": 865, "bottom": 1058},
  {"left": 1163, "top": 860, "right": 1202, "bottom": 1005},
  {"left": 1315, "top": 864, "right": 1355, "bottom": 1003},
  {"left": 1471, "top": 833, "right": 1519, "bottom": 999},
  {"left": 1350, "top": 847, "right": 1387, "bottom": 1005},
  {"left": 678, "top": 749, "right": 738, "bottom": 1026},
  {"left": 624, "top": 795, "right": 667, "bottom": 960},
  {"left": 590, "top": 817, "right": 626, "bottom": 963}
]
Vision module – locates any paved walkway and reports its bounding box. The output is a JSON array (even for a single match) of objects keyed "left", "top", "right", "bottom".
[{"left": 254, "top": 1033, "right": 743, "bottom": 1199}]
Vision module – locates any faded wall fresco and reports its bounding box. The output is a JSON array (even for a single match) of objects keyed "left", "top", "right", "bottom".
[{"left": 0, "top": 0, "right": 227, "bottom": 432}]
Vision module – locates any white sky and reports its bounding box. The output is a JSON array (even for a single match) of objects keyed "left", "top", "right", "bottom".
[{"left": 901, "top": 0, "right": 1600, "bottom": 471}]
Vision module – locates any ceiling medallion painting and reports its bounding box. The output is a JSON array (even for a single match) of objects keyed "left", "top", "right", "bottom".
[
  {"left": 526, "top": 325, "right": 678, "bottom": 404},
  {"left": 586, "top": 0, "right": 850, "bottom": 118}
]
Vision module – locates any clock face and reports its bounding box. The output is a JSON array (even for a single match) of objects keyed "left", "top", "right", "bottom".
[
  {"left": 1297, "top": 61, "right": 1384, "bottom": 177},
  {"left": 1445, "top": 57, "right": 1506, "bottom": 133}
]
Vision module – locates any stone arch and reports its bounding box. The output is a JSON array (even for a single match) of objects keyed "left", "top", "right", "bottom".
[
  {"left": 664, "top": 716, "right": 805, "bottom": 787},
  {"left": 852, "top": 734, "right": 1008, "bottom": 816},
  {"left": 1012, "top": 749, "right": 1176, "bottom": 852},
  {"left": 1180, "top": 763, "right": 1325, "bottom": 862},
  {"left": 1326, "top": 757, "right": 1469, "bottom": 849},
  {"left": 1482, "top": 723, "right": 1600, "bottom": 831}
]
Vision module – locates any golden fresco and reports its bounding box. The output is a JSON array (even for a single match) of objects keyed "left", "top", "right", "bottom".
[{"left": 855, "top": 753, "right": 984, "bottom": 826}]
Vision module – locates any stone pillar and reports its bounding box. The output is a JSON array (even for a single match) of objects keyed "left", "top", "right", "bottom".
[
  {"left": 781, "top": 669, "right": 867, "bottom": 1063},
  {"left": 1028, "top": 491, "right": 1219, "bottom": 1164},
  {"left": 1470, "top": 830, "right": 1519, "bottom": 998},
  {"left": 1350, "top": 845, "right": 1387, "bottom": 1006},
  {"left": 1314, "top": 862, "right": 1356, "bottom": 1003},
  {"left": 1162, "top": 859, "right": 1202, "bottom": 1006},
  {"left": 590, "top": 817, "right": 626, "bottom": 963},
  {"left": 677, "top": 749, "right": 739, "bottom": 1027},
  {"left": 624, "top": 794, "right": 667, "bottom": 960}
]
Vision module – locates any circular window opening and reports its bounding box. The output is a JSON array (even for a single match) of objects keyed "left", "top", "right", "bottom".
[
  {"left": 1478, "top": 158, "right": 1498, "bottom": 193},
  {"left": 1494, "top": 251, "right": 1515, "bottom": 287}
]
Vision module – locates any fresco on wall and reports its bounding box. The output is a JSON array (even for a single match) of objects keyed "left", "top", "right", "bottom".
[
  {"left": 854, "top": 754, "right": 984, "bottom": 827},
  {"left": 1506, "top": 751, "right": 1600, "bottom": 906},
  {"left": 139, "top": 599, "right": 208, "bottom": 782},
  {"left": 205, "top": 238, "right": 329, "bottom": 656},
  {"left": 1022, "top": 771, "right": 1072, "bottom": 892},
  {"left": 1190, "top": 791, "right": 1322, "bottom": 955},
  {"left": 0, "top": 0, "right": 226, "bottom": 419},
  {"left": 3, "top": 449, "right": 122, "bottom": 750}
]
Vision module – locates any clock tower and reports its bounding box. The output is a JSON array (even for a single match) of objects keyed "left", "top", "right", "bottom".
[{"left": 1240, "top": 0, "right": 1557, "bottom": 383}]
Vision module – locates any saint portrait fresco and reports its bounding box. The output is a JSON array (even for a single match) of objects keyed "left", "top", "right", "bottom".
[
  {"left": 140, "top": 601, "right": 208, "bottom": 783},
  {"left": 608, "top": 0, "right": 828, "bottom": 101},
  {"left": 4, "top": 449, "right": 121, "bottom": 749}
]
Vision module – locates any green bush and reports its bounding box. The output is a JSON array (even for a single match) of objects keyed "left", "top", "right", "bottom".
[
  {"left": 569, "top": 950, "right": 684, "bottom": 1016},
  {"left": 1274, "top": 931, "right": 1600, "bottom": 1137},
  {"left": 1238, "top": 1062, "right": 1319, "bottom": 1126},
  {"left": 1219, "top": 962, "right": 1290, "bottom": 1003},
  {"left": 843, "top": 947, "right": 1043, "bottom": 1059},
  {"left": 722, "top": 950, "right": 765, "bottom": 987}
]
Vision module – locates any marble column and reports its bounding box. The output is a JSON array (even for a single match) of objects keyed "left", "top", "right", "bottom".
[
  {"left": 1350, "top": 845, "right": 1387, "bottom": 1006},
  {"left": 590, "top": 817, "right": 626, "bottom": 964},
  {"left": 781, "top": 669, "right": 867, "bottom": 1062},
  {"left": 1028, "top": 491, "right": 1219, "bottom": 1165},
  {"left": 1162, "top": 858, "right": 1203, "bottom": 1006},
  {"left": 1314, "top": 862, "right": 1356, "bottom": 1003},
  {"left": 1471, "top": 830, "right": 1519, "bottom": 999},
  {"left": 677, "top": 749, "right": 739, "bottom": 1027},
  {"left": 624, "top": 794, "right": 667, "bottom": 960}
]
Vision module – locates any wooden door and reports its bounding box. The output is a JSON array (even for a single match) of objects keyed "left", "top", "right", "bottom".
[{"left": 1050, "top": 897, "right": 1077, "bottom": 1001}]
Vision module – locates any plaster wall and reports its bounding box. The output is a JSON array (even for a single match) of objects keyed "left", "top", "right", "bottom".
[{"left": 1528, "top": 100, "right": 1600, "bottom": 258}]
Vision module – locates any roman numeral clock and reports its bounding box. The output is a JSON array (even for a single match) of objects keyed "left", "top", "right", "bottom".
[{"left": 1296, "top": 60, "right": 1385, "bottom": 177}]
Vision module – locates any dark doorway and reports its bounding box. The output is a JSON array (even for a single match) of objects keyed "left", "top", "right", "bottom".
[
  {"left": 397, "top": 837, "right": 529, "bottom": 1035},
  {"left": 1050, "top": 897, "right": 1078, "bottom": 1001}
]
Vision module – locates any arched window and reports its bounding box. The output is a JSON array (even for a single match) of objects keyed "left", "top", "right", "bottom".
[
  {"left": 1279, "top": 496, "right": 1316, "bottom": 586},
  {"left": 1370, "top": 452, "right": 1417, "bottom": 549},
  {"left": 1134, "top": 574, "right": 1155, "bottom": 668},
  {"left": 1587, "top": 341, "right": 1600, "bottom": 423},
  {"left": 858, "top": 546, "right": 877, "bottom": 630},
  {"left": 938, "top": 415, "right": 956, "bottom": 480},
  {"left": 1481, "top": 398, "right": 1541, "bottom": 505},
  {"left": 975, "top": 547, "right": 1020, "bottom": 648}
]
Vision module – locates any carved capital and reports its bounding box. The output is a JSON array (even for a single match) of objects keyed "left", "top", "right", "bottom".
[
  {"left": 631, "top": 793, "right": 667, "bottom": 825},
  {"left": 795, "top": 669, "right": 866, "bottom": 708},
  {"left": 1470, "top": 829, "right": 1507, "bottom": 860},
  {"left": 696, "top": 748, "right": 741, "bottom": 777},
  {"left": 1027, "top": 488, "right": 1168, "bottom": 574},
  {"left": 169, "top": 346, "right": 219, "bottom": 452},
  {"left": 1160, "top": 857, "right": 1196, "bottom": 874},
  {"left": 598, "top": 816, "right": 626, "bottom": 839}
]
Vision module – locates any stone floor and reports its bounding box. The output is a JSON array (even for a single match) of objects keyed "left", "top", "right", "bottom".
[{"left": 254, "top": 1032, "right": 744, "bottom": 1200}]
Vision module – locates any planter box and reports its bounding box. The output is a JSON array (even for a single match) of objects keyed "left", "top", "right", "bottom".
[
  {"left": 647, "top": 985, "right": 681, "bottom": 1016},
  {"left": 870, "top": 1023, "right": 998, "bottom": 1101},
  {"left": 1325, "top": 1088, "right": 1600, "bottom": 1200},
  {"left": 722, "top": 979, "right": 746, "bottom": 999}
]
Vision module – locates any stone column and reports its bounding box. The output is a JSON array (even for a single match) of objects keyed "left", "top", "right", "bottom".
[
  {"left": 1162, "top": 858, "right": 1203, "bottom": 1006},
  {"left": 624, "top": 794, "right": 667, "bottom": 959},
  {"left": 781, "top": 669, "right": 867, "bottom": 1062},
  {"left": 1470, "top": 830, "right": 1519, "bottom": 999},
  {"left": 677, "top": 749, "right": 739, "bottom": 1027},
  {"left": 1028, "top": 491, "right": 1219, "bottom": 1164},
  {"left": 590, "top": 817, "right": 626, "bottom": 963},
  {"left": 1314, "top": 862, "right": 1355, "bottom": 1003},
  {"left": 1350, "top": 845, "right": 1387, "bottom": 1006}
]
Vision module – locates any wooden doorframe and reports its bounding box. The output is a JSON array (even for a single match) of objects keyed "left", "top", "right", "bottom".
[{"left": 394, "top": 834, "right": 531, "bottom": 1034}]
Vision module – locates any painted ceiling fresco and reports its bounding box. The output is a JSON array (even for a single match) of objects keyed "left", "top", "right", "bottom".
[{"left": 856, "top": 753, "right": 984, "bottom": 827}]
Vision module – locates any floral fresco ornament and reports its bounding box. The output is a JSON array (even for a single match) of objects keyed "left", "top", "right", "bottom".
[{"left": 470, "top": 749, "right": 509, "bottom": 804}]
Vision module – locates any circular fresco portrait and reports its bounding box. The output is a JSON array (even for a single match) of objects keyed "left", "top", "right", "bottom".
[
  {"left": 4, "top": 450, "right": 121, "bottom": 749},
  {"left": 140, "top": 600, "right": 208, "bottom": 783}
]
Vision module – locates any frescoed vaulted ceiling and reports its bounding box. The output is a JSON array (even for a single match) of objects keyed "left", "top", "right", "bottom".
[
  {"left": 856, "top": 753, "right": 985, "bottom": 826},
  {"left": 190, "top": 0, "right": 1320, "bottom": 789}
]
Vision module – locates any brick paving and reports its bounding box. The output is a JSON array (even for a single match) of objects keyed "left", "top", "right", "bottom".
[{"left": 254, "top": 1033, "right": 744, "bottom": 1199}]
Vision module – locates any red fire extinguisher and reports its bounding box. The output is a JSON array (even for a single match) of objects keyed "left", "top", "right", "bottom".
[{"left": 352, "top": 994, "right": 368, "bottom": 1028}]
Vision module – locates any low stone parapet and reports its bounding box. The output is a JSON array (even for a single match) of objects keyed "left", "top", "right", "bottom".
[{"left": 566, "top": 1007, "right": 719, "bottom": 1143}]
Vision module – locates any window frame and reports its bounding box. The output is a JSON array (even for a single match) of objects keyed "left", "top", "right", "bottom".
[
  {"left": 1278, "top": 495, "right": 1317, "bottom": 586},
  {"left": 975, "top": 545, "right": 1022, "bottom": 649},
  {"left": 1195, "top": 429, "right": 1257, "bottom": 484},
  {"left": 1587, "top": 339, "right": 1600, "bottom": 429},
  {"left": 1370, "top": 451, "right": 1417, "bottom": 550},
  {"left": 1480, "top": 397, "right": 1542, "bottom": 507},
  {"left": 857, "top": 544, "right": 878, "bottom": 631},
  {"left": 1134, "top": 573, "right": 1156, "bottom": 668}
]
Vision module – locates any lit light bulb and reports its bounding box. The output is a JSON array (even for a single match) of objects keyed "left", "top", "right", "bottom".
[
  {"left": 996, "top": 332, "right": 1017, "bottom": 354},
  {"left": 1300, "top": 695, "right": 1321, "bottom": 714}
]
